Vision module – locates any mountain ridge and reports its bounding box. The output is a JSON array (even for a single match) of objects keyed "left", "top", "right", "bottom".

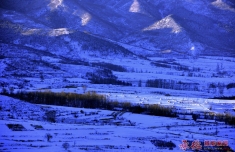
[{"left": 1, "top": 0, "right": 234, "bottom": 57}]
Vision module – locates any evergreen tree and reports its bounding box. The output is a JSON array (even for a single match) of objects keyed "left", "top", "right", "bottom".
[{"left": 138, "top": 80, "right": 142, "bottom": 87}]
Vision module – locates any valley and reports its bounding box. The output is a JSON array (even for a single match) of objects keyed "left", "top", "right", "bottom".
[{"left": 0, "top": 0, "right": 235, "bottom": 151}]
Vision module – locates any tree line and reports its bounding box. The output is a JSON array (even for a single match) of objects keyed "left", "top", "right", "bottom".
[
  {"left": 146, "top": 79, "right": 199, "bottom": 91},
  {"left": 86, "top": 69, "right": 132, "bottom": 86},
  {"left": 151, "top": 61, "right": 200, "bottom": 72},
  {"left": 1, "top": 90, "right": 234, "bottom": 126},
  {"left": 91, "top": 62, "right": 127, "bottom": 72},
  {"left": 1, "top": 90, "right": 175, "bottom": 117}
]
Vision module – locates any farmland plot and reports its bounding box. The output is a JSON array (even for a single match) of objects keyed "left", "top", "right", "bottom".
[{"left": 0, "top": 95, "right": 234, "bottom": 151}]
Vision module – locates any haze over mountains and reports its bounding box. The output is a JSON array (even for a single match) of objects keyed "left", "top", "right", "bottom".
[{"left": 1, "top": 0, "right": 235, "bottom": 57}]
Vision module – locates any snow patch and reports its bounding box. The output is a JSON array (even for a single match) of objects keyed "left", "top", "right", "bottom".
[{"left": 143, "top": 15, "right": 182, "bottom": 33}]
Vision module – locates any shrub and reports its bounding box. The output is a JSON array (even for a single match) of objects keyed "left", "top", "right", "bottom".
[
  {"left": 192, "top": 114, "right": 198, "bottom": 121},
  {"left": 131, "top": 105, "right": 144, "bottom": 114},
  {"left": 1, "top": 88, "right": 8, "bottom": 95},
  {"left": 7, "top": 124, "right": 26, "bottom": 131},
  {"left": 166, "top": 125, "right": 171, "bottom": 130},
  {"left": 62, "top": 142, "right": 70, "bottom": 150},
  {"left": 45, "top": 110, "right": 56, "bottom": 123},
  {"left": 226, "top": 83, "right": 235, "bottom": 89},
  {"left": 150, "top": 140, "right": 176, "bottom": 148}
]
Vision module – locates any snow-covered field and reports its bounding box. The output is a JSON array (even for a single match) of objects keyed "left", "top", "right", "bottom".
[
  {"left": 1, "top": 95, "right": 234, "bottom": 152},
  {"left": 1, "top": 53, "right": 235, "bottom": 97}
]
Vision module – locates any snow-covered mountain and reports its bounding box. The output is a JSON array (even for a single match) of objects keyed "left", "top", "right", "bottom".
[
  {"left": 1, "top": 0, "right": 235, "bottom": 56},
  {"left": 0, "top": 0, "right": 235, "bottom": 98}
]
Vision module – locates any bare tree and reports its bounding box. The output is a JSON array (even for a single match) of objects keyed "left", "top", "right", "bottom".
[
  {"left": 9, "top": 87, "right": 14, "bottom": 94},
  {"left": 218, "top": 83, "right": 225, "bottom": 95},
  {"left": 45, "top": 133, "right": 53, "bottom": 142},
  {"left": 40, "top": 73, "right": 44, "bottom": 82},
  {"left": 82, "top": 84, "right": 88, "bottom": 93}
]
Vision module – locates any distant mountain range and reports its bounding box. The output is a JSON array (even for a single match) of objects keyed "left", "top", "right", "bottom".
[{"left": 1, "top": 0, "right": 235, "bottom": 57}]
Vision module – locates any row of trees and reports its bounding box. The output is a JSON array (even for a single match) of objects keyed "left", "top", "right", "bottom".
[
  {"left": 151, "top": 62, "right": 200, "bottom": 72},
  {"left": 146, "top": 79, "right": 199, "bottom": 91},
  {"left": 192, "top": 113, "right": 235, "bottom": 126},
  {"left": 1, "top": 90, "right": 234, "bottom": 126},
  {"left": 9, "top": 91, "right": 108, "bottom": 109},
  {"left": 91, "top": 62, "right": 127, "bottom": 72},
  {"left": 145, "top": 79, "right": 233, "bottom": 95},
  {"left": 86, "top": 69, "right": 132, "bottom": 86},
  {"left": 1, "top": 90, "right": 175, "bottom": 118},
  {"left": 208, "top": 82, "right": 225, "bottom": 94}
]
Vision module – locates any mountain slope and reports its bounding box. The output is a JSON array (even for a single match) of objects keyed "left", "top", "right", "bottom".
[{"left": 1, "top": 0, "right": 235, "bottom": 57}]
